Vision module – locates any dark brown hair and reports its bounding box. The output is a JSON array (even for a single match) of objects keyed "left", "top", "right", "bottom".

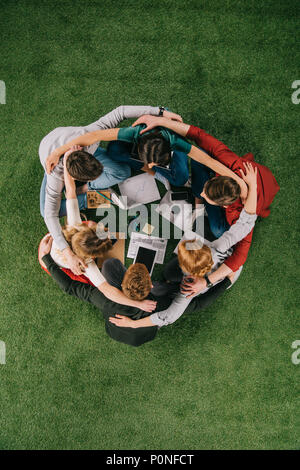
[
  {"left": 204, "top": 176, "right": 241, "bottom": 205},
  {"left": 121, "top": 263, "right": 152, "bottom": 301},
  {"left": 66, "top": 150, "right": 103, "bottom": 182},
  {"left": 137, "top": 130, "right": 171, "bottom": 167}
]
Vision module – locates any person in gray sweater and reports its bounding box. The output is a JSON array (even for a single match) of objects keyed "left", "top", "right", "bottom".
[{"left": 39, "top": 105, "right": 182, "bottom": 275}]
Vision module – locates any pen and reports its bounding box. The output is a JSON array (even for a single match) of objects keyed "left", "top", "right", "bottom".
[{"left": 95, "top": 190, "right": 112, "bottom": 203}]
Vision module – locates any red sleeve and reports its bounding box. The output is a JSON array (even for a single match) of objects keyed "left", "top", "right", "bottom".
[
  {"left": 224, "top": 229, "right": 253, "bottom": 272},
  {"left": 187, "top": 125, "right": 241, "bottom": 169}
]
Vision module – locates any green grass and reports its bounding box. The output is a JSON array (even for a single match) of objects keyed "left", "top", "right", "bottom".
[{"left": 0, "top": 0, "right": 299, "bottom": 450}]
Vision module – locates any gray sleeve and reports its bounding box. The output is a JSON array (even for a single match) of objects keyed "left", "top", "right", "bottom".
[
  {"left": 210, "top": 209, "right": 257, "bottom": 253},
  {"left": 150, "top": 293, "right": 193, "bottom": 327},
  {"left": 44, "top": 172, "right": 68, "bottom": 251},
  {"left": 83, "top": 105, "right": 160, "bottom": 132}
]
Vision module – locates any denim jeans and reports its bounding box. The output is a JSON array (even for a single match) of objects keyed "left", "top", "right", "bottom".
[
  {"left": 191, "top": 159, "right": 230, "bottom": 239},
  {"left": 107, "top": 141, "right": 189, "bottom": 187},
  {"left": 40, "top": 146, "right": 131, "bottom": 218}
]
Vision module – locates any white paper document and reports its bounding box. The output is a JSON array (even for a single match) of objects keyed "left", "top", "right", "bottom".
[
  {"left": 127, "top": 232, "right": 168, "bottom": 264},
  {"left": 116, "top": 173, "right": 161, "bottom": 209},
  {"left": 155, "top": 191, "right": 194, "bottom": 231}
]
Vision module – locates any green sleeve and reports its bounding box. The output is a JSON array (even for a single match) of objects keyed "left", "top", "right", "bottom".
[
  {"left": 117, "top": 125, "right": 144, "bottom": 143},
  {"left": 160, "top": 128, "right": 192, "bottom": 154}
]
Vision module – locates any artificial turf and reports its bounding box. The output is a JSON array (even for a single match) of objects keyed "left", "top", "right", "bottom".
[{"left": 0, "top": 0, "right": 299, "bottom": 450}]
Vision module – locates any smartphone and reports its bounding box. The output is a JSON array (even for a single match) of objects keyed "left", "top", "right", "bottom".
[
  {"left": 171, "top": 192, "right": 189, "bottom": 201},
  {"left": 134, "top": 244, "right": 157, "bottom": 275}
]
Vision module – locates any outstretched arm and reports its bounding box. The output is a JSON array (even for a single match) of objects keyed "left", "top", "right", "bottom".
[
  {"left": 99, "top": 281, "right": 157, "bottom": 313},
  {"left": 133, "top": 115, "right": 189, "bottom": 137},
  {"left": 46, "top": 106, "right": 183, "bottom": 173},
  {"left": 109, "top": 293, "right": 193, "bottom": 328},
  {"left": 132, "top": 115, "right": 247, "bottom": 198},
  {"left": 40, "top": 237, "right": 157, "bottom": 314},
  {"left": 210, "top": 163, "right": 258, "bottom": 253},
  {"left": 46, "top": 128, "right": 119, "bottom": 173},
  {"left": 109, "top": 277, "right": 231, "bottom": 328},
  {"left": 85, "top": 105, "right": 182, "bottom": 132},
  {"left": 188, "top": 145, "right": 247, "bottom": 198}
]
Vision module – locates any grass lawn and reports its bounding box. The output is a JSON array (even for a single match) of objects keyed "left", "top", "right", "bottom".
[{"left": 0, "top": 0, "right": 299, "bottom": 450}]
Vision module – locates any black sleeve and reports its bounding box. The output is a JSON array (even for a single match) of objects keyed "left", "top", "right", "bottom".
[
  {"left": 42, "top": 254, "right": 98, "bottom": 304},
  {"left": 185, "top": 278, "right": 231, "bottom": 314},
  {"left": 42, "top": 254, "right": 140, "bottom": 316}
]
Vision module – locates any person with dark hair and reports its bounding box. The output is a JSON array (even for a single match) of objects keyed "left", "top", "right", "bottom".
[
  {"left": 65, "top": 149, "right": 104, "bottom": 181},
  {"left": 129, "top": 114, "right": 279, "bottom": 291},
  {"left": 39, "top": 151, "right": 157, "bottom": 313},
  {"left": 38, "top": 236, "right": 232, "bottom": 347},
  {"left": 40, "top": 105, "right": 180, "bottom": 275},
  {"left": 46, "top": 112, "right": 247, "bottom": 203},
  {"left": 106, "top": 125, "right": 190, "bottom": 187},
  {"left": 109, "top": 163, "right": 258, "bottom": 329}
]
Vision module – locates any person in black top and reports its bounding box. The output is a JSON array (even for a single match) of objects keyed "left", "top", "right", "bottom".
[{"left": 39, "top": 235, "right": 231, "bottom": 347}]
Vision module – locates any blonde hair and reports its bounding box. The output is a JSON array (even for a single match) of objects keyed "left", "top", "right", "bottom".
[
  {"left": 178, "top": 239, "right": 213, "bottom": 278},
  {"left": 62, "top": 223, "right": 112, "bottom": 263},
  {"left": 121, "top": 263, "right": 152, "bottom": 301}
]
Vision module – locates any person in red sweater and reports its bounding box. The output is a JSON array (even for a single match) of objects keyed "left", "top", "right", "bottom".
[{"left": 132, "top": 115, "right": 280, "bottom": 294}]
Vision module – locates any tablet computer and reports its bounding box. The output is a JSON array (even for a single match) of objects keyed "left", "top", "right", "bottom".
[{"left": 133, "top": 244, "right": 157, "bottom": 275}]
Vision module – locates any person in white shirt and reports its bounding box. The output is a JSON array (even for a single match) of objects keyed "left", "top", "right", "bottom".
[
  {"left": 109, "top": 163, "right": 258, "bottom": 329},
  {"left": 39, "top": 148, "right": 157, "bottom": 313}
]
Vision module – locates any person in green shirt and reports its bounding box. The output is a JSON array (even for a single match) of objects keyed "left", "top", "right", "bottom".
[
  {"left": 46, "top": 119, "right": 248, "bottom": 200},
  {"left": 106, "top": 121, "right": 192, "bottom": 186}
]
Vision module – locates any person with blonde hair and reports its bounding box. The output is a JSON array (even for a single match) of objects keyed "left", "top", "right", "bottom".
[
  {"left": 109, "top": 163, "right": 258, "bottom": 329},
  {"left": 39, "top": 149, "right": 157, "bottom": 313}
]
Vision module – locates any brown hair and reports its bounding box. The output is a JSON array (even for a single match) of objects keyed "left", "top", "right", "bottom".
[
  {"left": 204, "top": 176, "right": 240, "bottom": 205},
  {"left": 66, "top": 150, "right": 103, "bottom": 182},
  {"left": 178, "top": 240, "right": 213, "bottom": 278},
  {"left": 121, "top": 263, "right": 152, "bottom": 301},
  {"left": 62, "top": 224, "right": 112, "bottom": 263}
]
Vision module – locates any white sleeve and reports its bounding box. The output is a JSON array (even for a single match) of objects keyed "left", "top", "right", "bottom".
[
  {"left": 84, "top": 260, "right": 106, "bottom": 287},
  {"left": 66, "top": 198, "right": 82, "bottom": 226},
  {"left": 210, "top": 209, "right": 257, "bottom": 253},
  {"left": 150, "top": 293, "right": 193, "bottom": 327}
]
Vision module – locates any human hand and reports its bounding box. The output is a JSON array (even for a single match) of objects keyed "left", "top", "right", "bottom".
[
  {"left": 46, "top": 150, "right": 61, "bottom": 174},
  {"left": 109, "top": 314, "right": 135, "bottom": 328},
  {"left": 132, "top": 115, "right": 165, "bottom": 135},
  {"left": 138, "top": 299, "right": 157, "bottom": 312},
  {"left": 162, "top": 110, "right": 183, "bottom": 122},
  {"left": 240, "top": 162, "right": 257, "bottom": 187},
  {"left": 39, "top": 234, "right": 53, "bottom": 267},
  {"left": 180, "top": 276, "right": 207, "bottom": 298},
  {"left": 66, "top": 251, "right": 88, "bottom": 276}
]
